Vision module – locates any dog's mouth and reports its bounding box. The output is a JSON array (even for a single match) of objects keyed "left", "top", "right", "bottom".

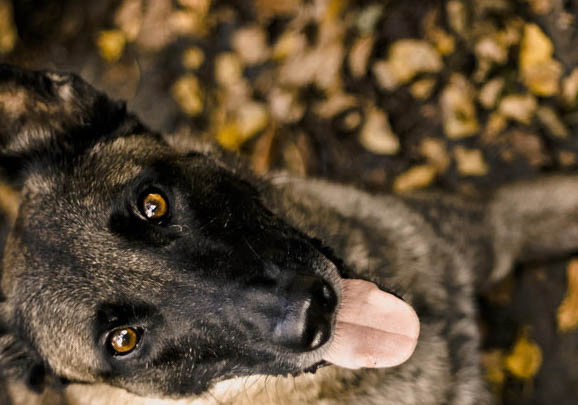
[
  {"left": 285, "top": 258, "right": 420, "bottom": 372},
  {"left": 320, "top": 278, "right": 420, "bottom": 369}
]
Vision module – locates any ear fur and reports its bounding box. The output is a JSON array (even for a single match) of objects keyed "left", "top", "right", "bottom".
[{"left": 0, "top": 64, "right": 130, "bottom": 184}]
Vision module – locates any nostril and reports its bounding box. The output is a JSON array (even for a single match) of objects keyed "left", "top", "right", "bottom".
[
  {"left": 271, "top": 275, "right": 337, "bottom": 352},
  {"left": 318, "top": 281, "right": 337, "bottom": 312}
]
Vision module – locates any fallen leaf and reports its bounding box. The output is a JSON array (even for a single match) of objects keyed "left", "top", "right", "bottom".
[
  {"left": 505, "top": 329, "right": 542, "bottom": 379},
  {"left": 479, "top": 78, "right": 505, "bottom": 109},
  {"left": 232, "top": 25, "right": 270, "bottom": 65},
  {"left": 519, "top": 23, "right": 562, "bottom": 96},
  {"left": 349, "top": 36, "right": 375, "bottom": 78},
  {"left": 410, "top": 79, "right": 436, "bottom": 100},
  {"left": 0, "top": 0, "right": 16, "bottom": 54},
  {"left": 527, "top": 0, "right": 553, "bottom": 15},
  {"left": 476, "top": 36, "right": 508, "bottom": 65},
  {"left": 419, "top": 138, "right": 450, "bottom": 172},
  {"left": 393, "top": 165, "right": 437, "bottom": 193},
  {"left": 182, "top": 47, "right": 205, "bottom": 70},
  {"left": 562, "top": 69, "right": 578, "bottom": 107},
  {"left": 171, "top": 74, "right": 204, "bottom": 116},
  {"left": 355, "top": 4, "right": 384, "bottom": 35},
  {"left": 441, "top": 74, "right": 479, "bottom": 139},
  {"left": 446, "top": 1, "right": 467, "bottom": 38},
  {"left": 114, "top": 0, "right": 143, "bottom": 41},
  {"left": 97, "top": 30, "right": 126, "bottom": 63},
  {"left": 236, "top": 102, "right": 269, "bottom": 139},
  {"left": 557, "top": 259, "right": 578, "bottom": 332},
  {"left": 359, "top": 108, "right": 399, "bottom": 155},
  {"left": 536, "top": 106, "right": 568, "bottom": 138},
  {"left": 454, "top": 146, "right": 489, "bottom": 176},
  {"left": 373, "top": 40, "right": 442, "bottom": 90},
  {"left": 499, "top": 94, "right": 537, "bottom": 124},
  {"left": 215, "top": 53, "right": 243, "bottom": 87}
]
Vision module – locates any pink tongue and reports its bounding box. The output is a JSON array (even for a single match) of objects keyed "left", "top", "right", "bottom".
[{"left": 322, "top": 279, "right": 420, "bottom": 369}]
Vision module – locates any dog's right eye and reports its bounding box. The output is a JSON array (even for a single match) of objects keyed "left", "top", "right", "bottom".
[
  {"left": 108, "top": 327, "right": 140, "bottom": 355},
  {"left": 139, "top": 192, "right": 168, "bottom": 221}
]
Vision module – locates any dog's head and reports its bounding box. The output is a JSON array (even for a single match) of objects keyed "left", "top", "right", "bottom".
[
  {"left": 0, "top": 65, "right": 343, "bottom": 396},
  {"left": 0, "top": 65, "right": 419, "bottom": 399}
]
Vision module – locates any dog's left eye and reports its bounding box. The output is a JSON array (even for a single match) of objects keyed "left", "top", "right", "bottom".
[
  {"left": 108, "top": 327, "right": 139, "bottom": 355},
  {"left": 140, "top": 192, "right": 168, "bottom": 220}
]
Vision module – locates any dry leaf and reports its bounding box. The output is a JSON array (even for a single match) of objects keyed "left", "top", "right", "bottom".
[
  {"left": 349, "top": 36, "right": 375, "bottom": 78},
  {"left": 355, "top": 4, "right": 384, "bottom": 35},
  {"left": 419, "top": 138, "right": 450, "bottom": 172},
  {"left": 505, "top": 329, "right": 543, "bottom": 379},
  {"left": 182, "top": 47, "right": 205, "bottom": 70},
  {"left": 236, "top": 102, "right": 269, "bottom": 139},
  {"left": 215, "top": 53, "right": 243, "bottom": 87},
  {"left": 0, "top": 0, "right": 16, "bottom": 54},
  {"left": 410, "top": 79, "right": 436, "bottom": 100},
  {"left": 479, "top": 78, "right": 505, "bottom": 109},
  {"left": 441, "top": 74, "right": 479, "bottom": 139},
  {"left": 557, "top": 259, "right": 578, "bottom": 332},
  {"left": 454, "top": 146, "right": 489, "bottom": 176},
  {"left": 114, "top": 0, "right": 143, "bottom": 41},
  {"left": 536, "top": 106, "right": 568, "bottom": 138},
  {"left": 359, "top": 108, "right": 399, "bottom": 155},
  {"left": 519, "top": 23, "right": 562, "bottom": 96},
  {"left": 232, "top": 26, "right": 270, "bottom": 65},
  {"left": 171, "top": 74, "right": 204, "bottom": 116},
  {"left": 562, "top": 69, "right": 578, "bottom": 107},
  {"left": 499, "top": 94, "right": 537, "bottom": 124},
  {"left": 393, "top": 165, "right": 437, "bottom": 193},
  {"left": 97, "top": 30, "right": 126, "bottom": 63},
  {"left": 373, "top": 40, "right": 442, "bottom": 90}
]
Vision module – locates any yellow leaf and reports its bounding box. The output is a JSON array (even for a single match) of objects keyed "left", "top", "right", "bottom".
[
  {"left": 393, "top": 165, "right": 437, "bottom": 193},
  {"left": 171, "top": 74, "right": 204, "bottom": 116},
  {"left": 0, "top": 0, "right": 17, "bottom": 54},
  {"left": 519, "top": 23, "right": 562, "bottom": 96},
  {"left": 505, "top": 329, "right": 542, "bottom": 379},
  {"left": 216, "top": 122, "right": 242, "bottom": 151},
  {"left": 96, "top": 30, "right": 126, "bottom": 63},
  {"left": 454, "top": 146, "right": 489, "bottom": 177},
  {"left": 441, "top": 74, "right": 479, "bottom": 139},
  {"left": 557, "top": 259, "right": 578, "bottom": 332}
]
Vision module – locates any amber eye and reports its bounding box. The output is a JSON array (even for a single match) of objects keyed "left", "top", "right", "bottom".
[
  {"left": 141, "top": 192, "right": 168, "bottom": 220},
  {"left": 109, "top": 327, "right": 139, "bottom": 355}
]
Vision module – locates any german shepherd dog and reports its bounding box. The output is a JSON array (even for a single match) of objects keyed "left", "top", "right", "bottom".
[{"left": 1, "top": 64, "right": 577, "bottom": 405}]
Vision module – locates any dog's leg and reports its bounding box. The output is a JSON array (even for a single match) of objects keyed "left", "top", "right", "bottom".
[{"left": 488, "top": 175, "right": 578, "bottom": 282}]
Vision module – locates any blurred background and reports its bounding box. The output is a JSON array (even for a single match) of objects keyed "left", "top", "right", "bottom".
[{"left": 1, "top": 0, "right": 578, "bottom": 403}]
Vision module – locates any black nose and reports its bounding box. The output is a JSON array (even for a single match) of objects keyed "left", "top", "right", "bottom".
[{"left": 272, "top": 274, "right": 337, "bottom": 352}]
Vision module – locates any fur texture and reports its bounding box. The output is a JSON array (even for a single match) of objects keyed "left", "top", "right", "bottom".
[{"left": 1, "top": 65, "right": 577, "bottom": 405}]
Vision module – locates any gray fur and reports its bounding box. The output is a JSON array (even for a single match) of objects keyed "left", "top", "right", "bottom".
[{"left": 0, "top": 66, "right": 576, "bottom": 405}]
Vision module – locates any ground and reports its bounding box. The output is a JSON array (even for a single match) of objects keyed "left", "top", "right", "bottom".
[{"left": 1, "top": 0, "right": 578, "bottom": 403}]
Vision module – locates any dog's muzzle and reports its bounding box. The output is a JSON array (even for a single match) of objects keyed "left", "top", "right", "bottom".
[{"left": 271, "top": 273, "right": 337, "bottom": 352}]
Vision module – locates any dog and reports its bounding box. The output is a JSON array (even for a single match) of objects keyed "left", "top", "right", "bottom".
[{"left": 1, "top": 64, "right": 578, "bottom": 405}]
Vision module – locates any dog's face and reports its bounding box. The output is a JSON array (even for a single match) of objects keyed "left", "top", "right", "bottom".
[{"left": 0, "top": 66, "right": 341, "bottom": 397}]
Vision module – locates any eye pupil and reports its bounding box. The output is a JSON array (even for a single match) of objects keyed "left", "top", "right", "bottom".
[
  {"left": 142, "top": 193, "right": 167, "bottom": 220},
  {"left": 110, "top": 328, "right": 138, "bottom": 354}
]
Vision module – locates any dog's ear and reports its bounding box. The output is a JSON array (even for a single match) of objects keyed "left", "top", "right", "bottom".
[{"left": 0, "top": 64, "right": 130, "bottom": 184}]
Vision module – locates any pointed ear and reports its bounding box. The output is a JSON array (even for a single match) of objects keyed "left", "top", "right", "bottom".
[{"left": 0, "top": 64, "right": 130, "bottom": 184}]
